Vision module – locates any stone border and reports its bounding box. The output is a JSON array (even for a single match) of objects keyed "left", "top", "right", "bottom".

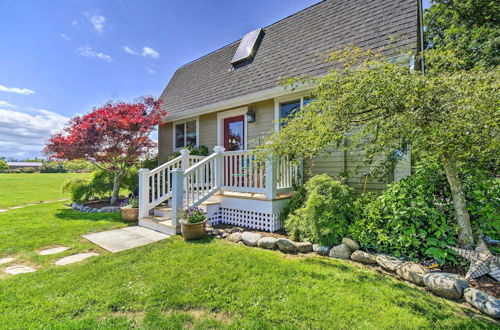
[
  {"left": 71, "top": 203, "right": 120, "bottom": 213},
  {"left": 207, "top": 227, "right": 499, "bottom": 320}
]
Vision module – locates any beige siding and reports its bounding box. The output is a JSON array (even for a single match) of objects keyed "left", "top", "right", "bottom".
[
  {"left": 247, "top": 99, "right": 275, "bottom": 148},
  {"left": 199, "top": 112, "right": 217, "bottom": 151},
  {"left": 158, "top": 123, "right": 173, "bottom": 164},
  {"left": 157, "top": 97, "right": 410, "bottom": 191}
]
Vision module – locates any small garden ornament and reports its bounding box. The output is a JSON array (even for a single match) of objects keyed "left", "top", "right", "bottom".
[{"left": 448, "top": 238, "right": 500, "bottom": 281}]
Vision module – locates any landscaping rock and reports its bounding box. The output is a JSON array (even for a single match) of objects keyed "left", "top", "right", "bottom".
[
  {"left": 228, "top": 232, "right": 242, "bottom": 243},
  {"left": 351, "top": 250, "right": 377, "bottom": 264},
  {"left": 55, "top": 252, "right": 99, "bottom": 266},
  {"left": 4, "top": 265, "right": 36, "bottom": 275},
  {"left": 38, "top": 246, "right": 69, "bottom": 256},
  {"left": 231, "top": 227, "right": 243, "bottom": 233},
  {"left": 241, "top": 232, "right": 262, "bottom": 247},
  {"left": 0, "top": 257, "right": 15, "bottom": 265},
  {"left": 329, "top": 244, "right": 352, "bottom": 259},
  {"left": 464, "top": 288, "right": 500, "bottom": 319},
  {"left": 423, "top": 273, "right": 469, "bottom": 299},
  {"left": 257, "top": 237, "right": 277, "bottom": 250},
  {"left": 376, "top": 255, "right": 404, "bottom": 272},
  {"left": 224, "top": 229, "right": 231, "bottom": 234},
  {"left": 276, "top": 238, "right": 298, "bottom": 253},
  {"left": 296, "top": 242, "right": 313, "bottom": 253},
  {"left": 101, "top": 206, "right": 120, "bottom": 213},
  {"left": 396, "top": 262, "right": 430, "bottom": 286},
  {"left": 342, "top": 238, "right": 360, "bottom": 252},
  {"left": 313, "top": 244, "right": 330, "bottom": 256}
]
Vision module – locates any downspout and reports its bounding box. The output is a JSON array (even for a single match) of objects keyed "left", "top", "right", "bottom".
[{"left": 417, "top": 0, "right": 425, "bottom": 73}]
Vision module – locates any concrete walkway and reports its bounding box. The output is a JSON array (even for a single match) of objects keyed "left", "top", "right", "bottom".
[{"left": 83, "top": 226, "right": 170, "bottom": 253}]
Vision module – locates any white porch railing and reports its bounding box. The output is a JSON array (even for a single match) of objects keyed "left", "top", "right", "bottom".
[{"left": 139, "top": 146, "right": 302, "bottom": 225}]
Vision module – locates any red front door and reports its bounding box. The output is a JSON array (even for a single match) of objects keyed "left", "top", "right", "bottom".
[{"left": 223, "top": 115, "right": 245, "bottom": 151}]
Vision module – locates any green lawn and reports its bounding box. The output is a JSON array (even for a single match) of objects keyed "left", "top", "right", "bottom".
[
  {"left": 0, "top": 202, "right": 495, "bottom": 328},
  {"left": 0, "top": 173, "right": 89, "bottom": 208}
]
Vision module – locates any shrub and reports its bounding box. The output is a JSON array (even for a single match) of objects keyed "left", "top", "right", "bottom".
[
  {"left": 21, "top": 167, "right": 36, "bottom": 173},
  {"left": 62, "top": 179, "right": 93, "bottom": 202},
  {"left": 285, "top": 174, "right": 356, "bottom": 246},
  {"left": 0, "top": 160, "right": 8, "bottom": 171},
  {"left": 348, "top": 161, "right": 499, "bottom": 264}
]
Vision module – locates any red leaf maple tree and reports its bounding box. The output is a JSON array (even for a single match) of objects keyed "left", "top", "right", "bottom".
[{"left": 45, "top": 97, "right": 166, "bottom": 204}]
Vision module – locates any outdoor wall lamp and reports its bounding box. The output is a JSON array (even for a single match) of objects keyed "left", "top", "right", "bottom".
[{"left": 246, "top": 107, "right": 256, "bottom": 123}]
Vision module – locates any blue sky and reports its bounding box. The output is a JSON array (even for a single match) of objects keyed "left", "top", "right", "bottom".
[{"left": 0, "top": 0, "right": 430, "bottom": 159}]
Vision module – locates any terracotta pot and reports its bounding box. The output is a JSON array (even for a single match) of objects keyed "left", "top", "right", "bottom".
[
  {"left": 181, "top": 219, "right": 207, "bottom": 240},
  {"left": 121, "top": 208, "right": 139, "bottom": 221}
]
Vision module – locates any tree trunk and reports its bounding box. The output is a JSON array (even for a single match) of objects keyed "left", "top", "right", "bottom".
[
  {"left": 442, "top": 157, "right": 474, "bottom": 249},
  {"left": 111, "top": 171, "right": 124, "bottom": 205}
]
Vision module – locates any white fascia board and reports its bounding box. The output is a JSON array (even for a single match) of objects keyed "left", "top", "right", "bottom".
[{"left": 164, "top": 82, "right": 314, "bottom": 123}]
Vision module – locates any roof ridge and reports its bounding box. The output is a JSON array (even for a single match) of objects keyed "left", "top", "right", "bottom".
[{"left": 176, "top": 0, "right": 326, "bottom": 70}]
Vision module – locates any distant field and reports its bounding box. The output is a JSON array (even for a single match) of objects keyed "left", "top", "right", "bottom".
[{"left": 0, "top": 173, "right": 89, "bottom": 208}]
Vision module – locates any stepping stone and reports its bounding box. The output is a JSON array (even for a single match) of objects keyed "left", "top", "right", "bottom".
[
  {"left": 4, "top": 265, "right": 36, "bottom": 275},
  {"left": 55, "top": 252, "right": 99, "bottom": 266},
  {"left": 38, "top": 246, "right": 69, "bottom": 255},
  {"left": 83, "top": 226, "right": 169, "bottom": 253},
  {"left": 0, "top": 257, "right": 15, "bottom": 265}
]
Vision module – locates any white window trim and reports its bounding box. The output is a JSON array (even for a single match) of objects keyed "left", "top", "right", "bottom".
[
  {"left": 172, "top": 117, "right": 200, "bottom": 152},
  {"left": 217, "top": 106, "right": 248, "bottom": 150},
  {"left": 274, "top": 91, "right": 311, "bottom": 132}
]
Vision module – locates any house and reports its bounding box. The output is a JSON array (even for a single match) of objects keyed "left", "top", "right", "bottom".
[
  {"left": 7, "top": 162, "right": 43, "bottom": 171},
  {"left": 138, "top": 0, "right": 423, "bottom": 234}
]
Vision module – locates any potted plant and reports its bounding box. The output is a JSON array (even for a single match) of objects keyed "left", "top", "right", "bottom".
[
  {"left": 121, "top": 197, "right": 139, "bottom": 221},
  {"left": 180, "top": 207, "right": 208, "bottom": 240}
]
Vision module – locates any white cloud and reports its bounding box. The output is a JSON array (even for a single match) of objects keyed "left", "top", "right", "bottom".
[
  {"left": 60, "top": 33, "right": 70, "bottom": 41},
  {"left": 0, "top": 101, "right": 17, "bottom": 108},
  {"left": 71, "top": 20, "right": 78, "bottom": 26},
  {"left": 0, "top": 84, "right": 35, "bottom": 95},
  {"left": 84, "top": 12, "right": 106, "bottom": 34},
  {"left": 0, "top": 108, "right": 69, "bottom": 158},
  {"left": 123, "top": 46, "right": 138, "bottom": 55},
  {"left": 146, "top": 67, "right": 156, "bottom": 74},
  {"left": 76, "top": 46, "right": 112, "bottom": 62},
  {"left": 142, "top": 46, "right": 160, "bottom": 58}
]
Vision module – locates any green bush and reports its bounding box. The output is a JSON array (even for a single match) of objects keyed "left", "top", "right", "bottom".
[
  {"left": 63, "top": 167, "right": 139, "bottom": 202},
  {"left": 285, "top": 174, "right": 356, "bottom": 246},
  {"left": 348, "top": 161, "right": 499, "bottom": 264},
  {"left": 21, "top": 167, "right": 36, "bottom": 173}
]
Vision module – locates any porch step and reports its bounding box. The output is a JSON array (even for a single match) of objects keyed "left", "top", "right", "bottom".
[
  {"left": 153, "top": 207, "right": 172, "bottom": 218},
  {"left": 138, "top": 216, "right": 179, "bottom": 235}
]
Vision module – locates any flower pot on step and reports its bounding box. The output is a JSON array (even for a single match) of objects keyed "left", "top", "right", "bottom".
[
  {"left": 121, "top": 208, "right": 139, "bottom": 221},
  {"left": 181, "top": 219, "right": 207, "bottom": 240}
]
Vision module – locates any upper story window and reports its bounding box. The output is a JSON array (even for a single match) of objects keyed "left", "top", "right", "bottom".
[
  {"left": 278, "top": 96, "right": 314, "bottom": 128},
  {"left": 174, "top": 119, "right": 198, "bottom": 149}
]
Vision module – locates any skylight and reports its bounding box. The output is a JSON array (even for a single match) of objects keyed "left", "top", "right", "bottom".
[{"left": 231, "top": 28, "right": 263, "bottom": 65}]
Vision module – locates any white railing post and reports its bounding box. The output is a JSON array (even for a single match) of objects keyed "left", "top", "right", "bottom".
[
  {"left": 180, "top": 148, "right": 191, "bottom": 169},
  {"left": 138, "top": 168, "right": 150, "bottom": 218},
  {"left": 213, "top": 146, "right": 225, "bottom": 188},
  {"left": 265, "top": 154, "right": 277, "bottom": 199},
  {"left": 171, "top": 168, "right": 185, "bottom": 227}
]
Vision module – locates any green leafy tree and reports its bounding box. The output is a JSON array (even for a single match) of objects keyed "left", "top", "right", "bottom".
[
  {"left": 424, "top": 0, "right": 499, "bottom": 72},
  {"left": 260, "top": 47, "right": 499, "bottom": 249},
  {"left": 0, "top": 159, "right": 8, "bottom": 171}
]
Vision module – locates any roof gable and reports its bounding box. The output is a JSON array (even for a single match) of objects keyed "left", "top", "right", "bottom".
[{"left": 160, "top": 0, "right": 419, "bottom": 120}]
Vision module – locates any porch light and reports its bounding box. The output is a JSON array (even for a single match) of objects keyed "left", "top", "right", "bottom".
[{"left": 246, "top": 108, "right": 256, "bottom": 123}]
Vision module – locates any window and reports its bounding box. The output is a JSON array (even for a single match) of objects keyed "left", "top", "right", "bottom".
[
  {"left": 174, "top": 120, "right": 198, "bottom": 149},
  {"left": 278, "top": 96, "right": 315, "bottom": 128}
]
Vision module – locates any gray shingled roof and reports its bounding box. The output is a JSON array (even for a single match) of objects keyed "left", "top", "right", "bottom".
[{"left": 160, "top": 0, "right": 419, "bottom": 120}]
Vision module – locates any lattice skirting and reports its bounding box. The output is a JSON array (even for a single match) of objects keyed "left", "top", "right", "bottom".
[{"left": 208, "top": 208, "right": 283, "bottom": 232}]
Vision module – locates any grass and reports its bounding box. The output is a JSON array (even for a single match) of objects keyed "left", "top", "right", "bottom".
[
  {"left": 0, "top": 202, "right": 496, "bottom": 328},
  {"left": 0, "top": 173, "right": 89, "bottom": 208}
]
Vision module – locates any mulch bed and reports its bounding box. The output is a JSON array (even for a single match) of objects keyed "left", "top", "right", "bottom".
[
  {"left": 442, "top": 264, "right": 500, "bottom": 298},
  {"left": 81, "top": 200, "right": 123, "bottom": 210}
]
